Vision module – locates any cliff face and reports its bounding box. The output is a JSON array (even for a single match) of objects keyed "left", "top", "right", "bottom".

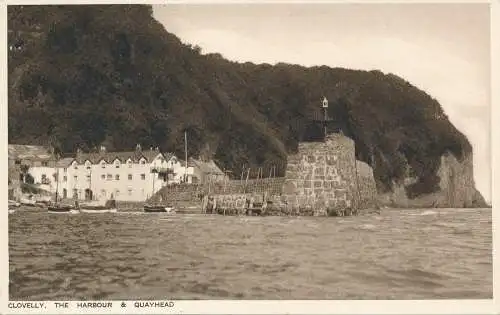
[
  {"left": 378, "top": 152, "right": 487, "bottom": 208},
  {"left": 356, "top": 160, "right": 378, "bottom": 209}
]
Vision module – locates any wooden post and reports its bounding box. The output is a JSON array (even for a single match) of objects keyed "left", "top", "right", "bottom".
[{"left": 244, "top": 168, "right": 250, "bottom": 193}]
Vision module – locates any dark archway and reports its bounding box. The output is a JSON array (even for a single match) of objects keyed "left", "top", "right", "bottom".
[
  {"left": 85, "top": 189, "right": 93, "bottom": 201},
  {"left": 62, "top": 188, "right": 67, "bottom": 199}
]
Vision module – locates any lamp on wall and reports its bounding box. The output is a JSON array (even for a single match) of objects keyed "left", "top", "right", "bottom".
[{"left": 322, "top": 96, "right": 329, "bottom": 139}]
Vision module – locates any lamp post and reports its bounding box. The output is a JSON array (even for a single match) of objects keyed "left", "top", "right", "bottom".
[{"left": 322, "top": 96, "right": 329, "bottom": 139}]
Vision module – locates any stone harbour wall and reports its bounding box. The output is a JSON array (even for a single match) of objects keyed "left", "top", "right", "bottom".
[
  {"left": 202, "top": 134, "right": 378, "bottom": 216},
  {"left": 281, "top": 134, "right": 360, "bottom": 215},
  {"left": 150, "top": 178, "right": 285, "bottom": 203}
]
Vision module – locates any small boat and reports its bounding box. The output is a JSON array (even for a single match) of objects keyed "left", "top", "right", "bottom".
[
  {"left": 47, "top": 193, "right": 75, "bottom": 214},
  {"left": 8, "top": 200, "right": 20, "bottom": 208},
  {"left": 79, "top": 199, "right": 117, "bottom": 213},
  {"left": 20, "top": 197, "right": 37, "bottom": 207},
  {"left": 47, "top": 203, "right": 74, "bottom": 213},
  {"left": 143, "top": 204, "right": 176, "bottom": 213},
  {"left": 143, "top": 193, "right": 175, "bottom": 213}
]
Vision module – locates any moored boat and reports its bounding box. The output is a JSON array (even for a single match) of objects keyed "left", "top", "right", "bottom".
[
  {"left": 47, "top": 204, "right": 74, "bottom": 213},
  {"left": 143, "top": 193, "right": 175, "bottom": 213},
  {"left": 19, "top": 197, "right": 37, "bottom": 207},
  {"left": 79, "top": 199, "right": 118, "bottom": 213},
  {"left": 143, "top": 204, "right": 176, "bottom": 213},
  {"left": 8, "top": 200, "right": 21, "bottom": 208}
]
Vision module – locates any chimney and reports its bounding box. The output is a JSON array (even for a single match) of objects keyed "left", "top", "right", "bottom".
[
  {"left": 155, "top": 147, "right": 159, "bottom": 152},
  {"left": 100, "top": 146, "right": 106, "bottom": 153},
  {"left": 150, "top": 146, "right": 153, "bottom": 151},
  {"left": 76, "top": 148, "right": 83, "bottom": 158},
  {"left": 135, "top": 144, "right": 142, "bottom": 152}
]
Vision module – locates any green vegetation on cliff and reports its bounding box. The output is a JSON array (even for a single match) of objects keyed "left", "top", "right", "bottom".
[{"left": 8, "top": 5, "right": 473, "bottom": 197}]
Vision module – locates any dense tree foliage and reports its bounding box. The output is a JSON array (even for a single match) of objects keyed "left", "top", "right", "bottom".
[{"left": 8, "top": 5, "right": 472, "bottom": 197}]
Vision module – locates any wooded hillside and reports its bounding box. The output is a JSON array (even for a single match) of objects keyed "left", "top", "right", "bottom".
[{"left": 8, "top": 5, "right": 473, "bottom": 197}]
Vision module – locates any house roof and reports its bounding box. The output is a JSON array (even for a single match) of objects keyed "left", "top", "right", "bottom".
[
  {"left": 56, "top": 157, "right": 75, "bottom": 167},
  {"left": 8, "top": 144, "right": 53, "bottom": 160},
  {"left": 190, "top": 158, "right": 225, "bottom": 175},
  {"left": 74, "top": 150, "right": 164, "bottom": 164},
  {"left": 163, "top": 152, "right": 175, "bottom": 161}
]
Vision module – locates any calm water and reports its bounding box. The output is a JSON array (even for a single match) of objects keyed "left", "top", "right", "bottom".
[{"left": 9, "top": 207, "right": 492, "bottom": 300}]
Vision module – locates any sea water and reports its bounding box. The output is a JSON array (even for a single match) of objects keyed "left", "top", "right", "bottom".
[{"left": 8, "top": 207, "right": 492, "bottom": 300}]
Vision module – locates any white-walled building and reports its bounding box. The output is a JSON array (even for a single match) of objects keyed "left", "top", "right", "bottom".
[
  {"left": 8, "top": 144, "right": 55, "bottom": 186},
  {"left": 51, "top": 145, "right": 174, "bottom": 202},
  {"left": 183, "top": 158, "right": 227, "bottom": 184},
  {"left": 9, "top": 143, "right": 229, "bottom": 202},
  {"left": 162, "top": 154, "right": 193, "bottom": 184}
]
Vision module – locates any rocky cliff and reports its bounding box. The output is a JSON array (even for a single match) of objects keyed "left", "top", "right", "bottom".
[{"left": 378, "top": 152, "right": 486, "bottom": 208}]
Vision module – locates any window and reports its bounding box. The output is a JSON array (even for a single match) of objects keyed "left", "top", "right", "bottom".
[
  {"left": 101, "top": 174, "right": 105, "bottom": 180},
  {"left": 85, "top": 161, "right": 91, "bottom": 169},
  {"left": 115, "top": 160, "right": 120, "bottom": 168},
  {"left": 101, "top": 189, "right": 106, "bottom": 198},
  {"left": 115, "top": 190, "right": 120, "bottom": 197},
  {"left": 140, "top": 159, "right": 146, "bottom": 165},
  {"left": 101, "top": 161, "right": 106, "bottom": 168},
  {"left": 41, "top": 161, "right": 48, "bottom": 167},
  {"left": 115, "top": 174, "right": 120, "bottom": 180},
  {"left": 73, "top": 189, "right": 78, "bottom": 198},
  {"left": 141, "top": 174, "right": 146, "bottom": 180},
  {"left": 63, "top": 175, "right": 67, "bottom": 182},
  {"left": 86, "top": 175, "right": 91, "bottom": 181},
  {"left": 128, "top": 189, "right": 133, "bottom": 196},
  {"left": 127, "top": 160, "right": 132, "bottom": 168},
  {"left": 15, "top": 159, "right": 21, "bottom": 165},
  {"left": 73, "top": 175, "right": 78, "bottom": 181},
  {"left": 128, "top": 174, "right": 132, "bottom": 180},
  {"left": 63, "top": 168, "right": 67, "bottom": 173},
  {"left": 107, "top": 174, "right": 112, "bottom": 180}
]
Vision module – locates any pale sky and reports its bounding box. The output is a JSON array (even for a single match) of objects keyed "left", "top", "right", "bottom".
[{"left": 153, "top": 3, "right": 491, "bottom": 203}]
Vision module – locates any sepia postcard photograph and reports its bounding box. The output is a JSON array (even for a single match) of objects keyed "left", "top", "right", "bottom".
[{"left": 2, "top": 0, "right": 497, "bottom": 314}]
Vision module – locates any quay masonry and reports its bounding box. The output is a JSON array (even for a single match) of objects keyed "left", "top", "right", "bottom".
[{"left": 196, "top": 134, "right": 378, "bottom": 216}]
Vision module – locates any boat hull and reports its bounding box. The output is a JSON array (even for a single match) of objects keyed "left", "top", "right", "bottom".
[
  {"left": 47, "top": 205, "right": 73, "bottom": 213},
  {"left": 80, "top": 208, "right": 117, "bottom": 213},
  {"left": 143, "top": 205, "right": 175, "bottom": 213},
  {"left": 8, "top": 200, "right": 20, "bottom": 208},
  {"left": 48, "top": 209, "right": 80, "bottom": 214}
]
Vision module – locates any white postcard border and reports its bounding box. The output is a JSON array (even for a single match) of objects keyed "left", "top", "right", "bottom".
[{"left": 1, "top": 0, "right": 497, "bottom": 314}]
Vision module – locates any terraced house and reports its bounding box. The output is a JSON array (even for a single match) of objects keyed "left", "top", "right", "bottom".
[
  {"left": 9, "top": 142, "right": 227, "bottom": 202},
  {"left": 52, "top": 144, "right": 175, "bottom": 202}
]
